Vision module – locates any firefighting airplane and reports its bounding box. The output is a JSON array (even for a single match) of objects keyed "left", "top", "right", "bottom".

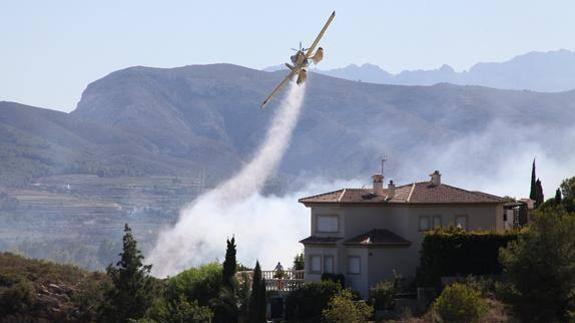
[{"left": 261, "top": 11, "right": 336, "bottom": 108}]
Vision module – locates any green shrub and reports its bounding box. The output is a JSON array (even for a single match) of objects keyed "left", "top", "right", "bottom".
[
  {"left": 432, "top": 283, "right": 487, "bottom": 323},
  {"left": 0, "top": 279, "right": 37, "bottom": 316},
  {"left": 293, "top": 253, "right": 304, "bottom": 271},
  {"left": 460, "top": 275, "right": 496, "bottom": 296},
  {"left": 500, "top": 209, "right": 575, "bottom": 322},
  {"left": 322, "top": 289, "right": 373, "bottom": 323},
  {"left": 71, "top": 276, "right": 108, "bottom": 321},
  {"left": 417, "top": 228, "right": 519, "bottom": 286},
  {"left": 284, "top": 280, "right": 342, "bottom": 322},
  {"left": 0, "top": 272, "right": 24, "bottom": 287},
  {"left": 144, "top": 296, "right": 214, "bottom": 323},
  {"left": 166, "top": 263, "right": 223, "bottom": 307},
  {"left": 321, "top": 273, "right": 345, "bottom": 287},
  {"left": 369, "top": 280, "right": 396, "bottom": 310}
]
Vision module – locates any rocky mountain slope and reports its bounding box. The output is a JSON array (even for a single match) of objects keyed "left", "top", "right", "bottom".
[
  {"left": 2, "top": 63, "right": 575, "bottom": 186},
  {"left": 72, "top": 63, "right": 575, "bottom": 182}
]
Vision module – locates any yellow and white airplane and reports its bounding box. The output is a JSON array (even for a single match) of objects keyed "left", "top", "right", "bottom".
[{"left": 261, "top": 11, "right": 335, "bottom": 108}]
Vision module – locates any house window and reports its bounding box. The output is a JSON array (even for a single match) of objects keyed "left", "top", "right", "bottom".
[
  {"left": 455, "top": 215, "right": 468, "bottom": 230},
  {"left": 432, "top": 215, "right": 442, "bottom": 228},
  {"left": 324, "top": 255, "right": 334, "bottom": 273},
  {"left": 348, "top": 256, "right": 361, "bottom": 274},
  {"left": 309, "top": 255, "right": 321, "bottom": 274},
  {"left": 419, "top": 216, "right": 431, "bottom": 231},
  {"left": 317, "top": 215, "right": 339, "bottom": 233}
]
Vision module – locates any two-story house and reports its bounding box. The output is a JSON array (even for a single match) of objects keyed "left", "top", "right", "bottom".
[{"left": 298, "top": 170, "right": 506, "bottom": 298}]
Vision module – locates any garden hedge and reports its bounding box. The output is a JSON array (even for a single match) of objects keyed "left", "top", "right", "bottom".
[{"left": 416, "top": 229, "right": 520, "bottom": 287}]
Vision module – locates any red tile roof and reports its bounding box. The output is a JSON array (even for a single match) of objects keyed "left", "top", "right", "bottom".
[
  {"left": 344, "top": 229, "right": 411, "bottom": 247},
  {"left": 299, "top": 182, "right": 505, "bottom": 205}
]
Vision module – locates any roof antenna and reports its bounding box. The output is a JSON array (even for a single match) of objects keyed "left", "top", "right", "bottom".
[{"left": 380, "top": 155, "right": 388, "bottom": 176}]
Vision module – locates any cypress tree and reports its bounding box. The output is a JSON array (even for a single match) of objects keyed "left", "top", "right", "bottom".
[
  {"left": 556, "top": 188, "right": 563, "bottom": 204},
  {"left": 99, "top": 224, "right": 153, "bottom": 322},
  {"left": 214, "top": 237, "right": 239, "bottom": 323},
  {"left": 535, "top": 179, "right": 544, "bottom": 207},
  {"left": 248, "top": 261, "right": 267, "bottom": 323},
  {"left": 257, "top": 277, "right": 267, "bottom": 321},
  {"left": 223, "top": 237, "right": 237, "bottom": 291},
  {"left": 530, "top": 159, "right": 537, "bottom": 201}
]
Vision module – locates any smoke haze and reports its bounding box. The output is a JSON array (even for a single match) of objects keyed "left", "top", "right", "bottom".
[
  {"left": 149, "top": 82, "right": 307, "bottom": 277},
  {"left": 148, "top": 96, "right": 575, "bottom": 277},
  {"left": 393, "top": 121, "right": 575, "bottom": 199}
]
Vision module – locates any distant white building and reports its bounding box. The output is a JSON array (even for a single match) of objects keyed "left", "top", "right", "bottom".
[{"left": 298, "top": 170, "right": 506, "bottom": 298}]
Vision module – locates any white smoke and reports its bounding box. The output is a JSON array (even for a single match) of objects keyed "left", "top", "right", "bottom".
[
  {"left": 395, "top": 121, "right": 575, "bottom": 199},
  {"left": 149, "top": 82, "right": 307, "bottom": 277}
]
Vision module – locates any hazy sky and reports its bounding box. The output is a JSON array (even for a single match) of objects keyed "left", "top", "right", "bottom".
[{"left": 2, "top": 0, "right": 575, "bottom": 112}]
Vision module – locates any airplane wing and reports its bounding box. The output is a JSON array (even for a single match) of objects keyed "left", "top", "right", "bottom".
[
  {"left": 305, "top": 11, "right": 336, "bottom": 58},
  {"left": 261, "top": 70, "right": 297, "bottom": 108}
]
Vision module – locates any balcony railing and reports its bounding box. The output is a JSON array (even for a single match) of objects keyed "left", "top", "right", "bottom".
[{"left": 236, "top": 270, "right": 305, "bottom": 293}]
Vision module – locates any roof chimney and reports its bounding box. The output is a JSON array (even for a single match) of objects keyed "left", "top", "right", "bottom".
[
  {"left": 372, "top": 174, "right": 384, "bottom": 195},
  {"left": 387, "top": 180, "right": 396, "bottom": 199},
  {"left": 430, "top": 170, "right": 441, "bottom": 186}
]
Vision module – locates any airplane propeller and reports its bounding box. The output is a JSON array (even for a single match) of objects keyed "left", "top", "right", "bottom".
[{"left": 291, "top": 41, "right": 308, "bottom": 52}]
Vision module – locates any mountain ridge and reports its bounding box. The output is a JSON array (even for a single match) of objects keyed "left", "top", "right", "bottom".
[
  {"left": 1, "top": 63, "right": 574, "bottom": 188},
  {"left": 266, "top": 49, "right": 575, "bottom": 93}
]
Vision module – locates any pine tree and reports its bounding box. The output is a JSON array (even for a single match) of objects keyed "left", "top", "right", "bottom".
[
  {"left": 556, "top": 188, "right": 563, "bottom": 204},
  {"left": 248, "top": 261, "right": 267, "bottom": 323},
  {"left": 530, "top": 159, "right": 537, "bottom": 201},
  {"left": 535, "top": 179, "right": 544, "bottom": 207},
  {"left": 222, "top": 237, "right": 237, "bottom": 291},
  {"left": 99, "top": 224, "right": 153, "bottom": 322}
]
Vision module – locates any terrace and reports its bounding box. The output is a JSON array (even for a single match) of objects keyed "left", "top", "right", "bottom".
[{"left": 237, "top": 269, "right": 305, "bottom": 293}]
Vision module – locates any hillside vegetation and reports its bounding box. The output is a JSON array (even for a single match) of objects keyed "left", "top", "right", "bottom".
[{"left": 0, "top": 252, "right": 108, "bottom": 322}]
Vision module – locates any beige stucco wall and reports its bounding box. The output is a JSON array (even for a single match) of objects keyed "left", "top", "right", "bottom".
[
  {"left": 345, "top": 247, "right": 369, "bottom": 298},
  {"left": 311, "top": 206, "right": 345, "bottom": 238},
  {"left": 311, "top": 203, "right": 504, "bottom": 241},
  {"left": 367, "top": 247, "right": 417, "bottom": 289},
  {"left": 304, "top": 245, "right": 339, "bottom": 282},
  {"left": 304, "top": 202, "right": 505, "bottom": 298}
]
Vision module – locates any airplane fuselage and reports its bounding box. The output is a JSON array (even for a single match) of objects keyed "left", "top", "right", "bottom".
[
  {"left": 290, "top": 51, "right": 309, "bottom": 68},
  {"left": 260, "top": 11, "right": 335, "bottom": 108}
]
